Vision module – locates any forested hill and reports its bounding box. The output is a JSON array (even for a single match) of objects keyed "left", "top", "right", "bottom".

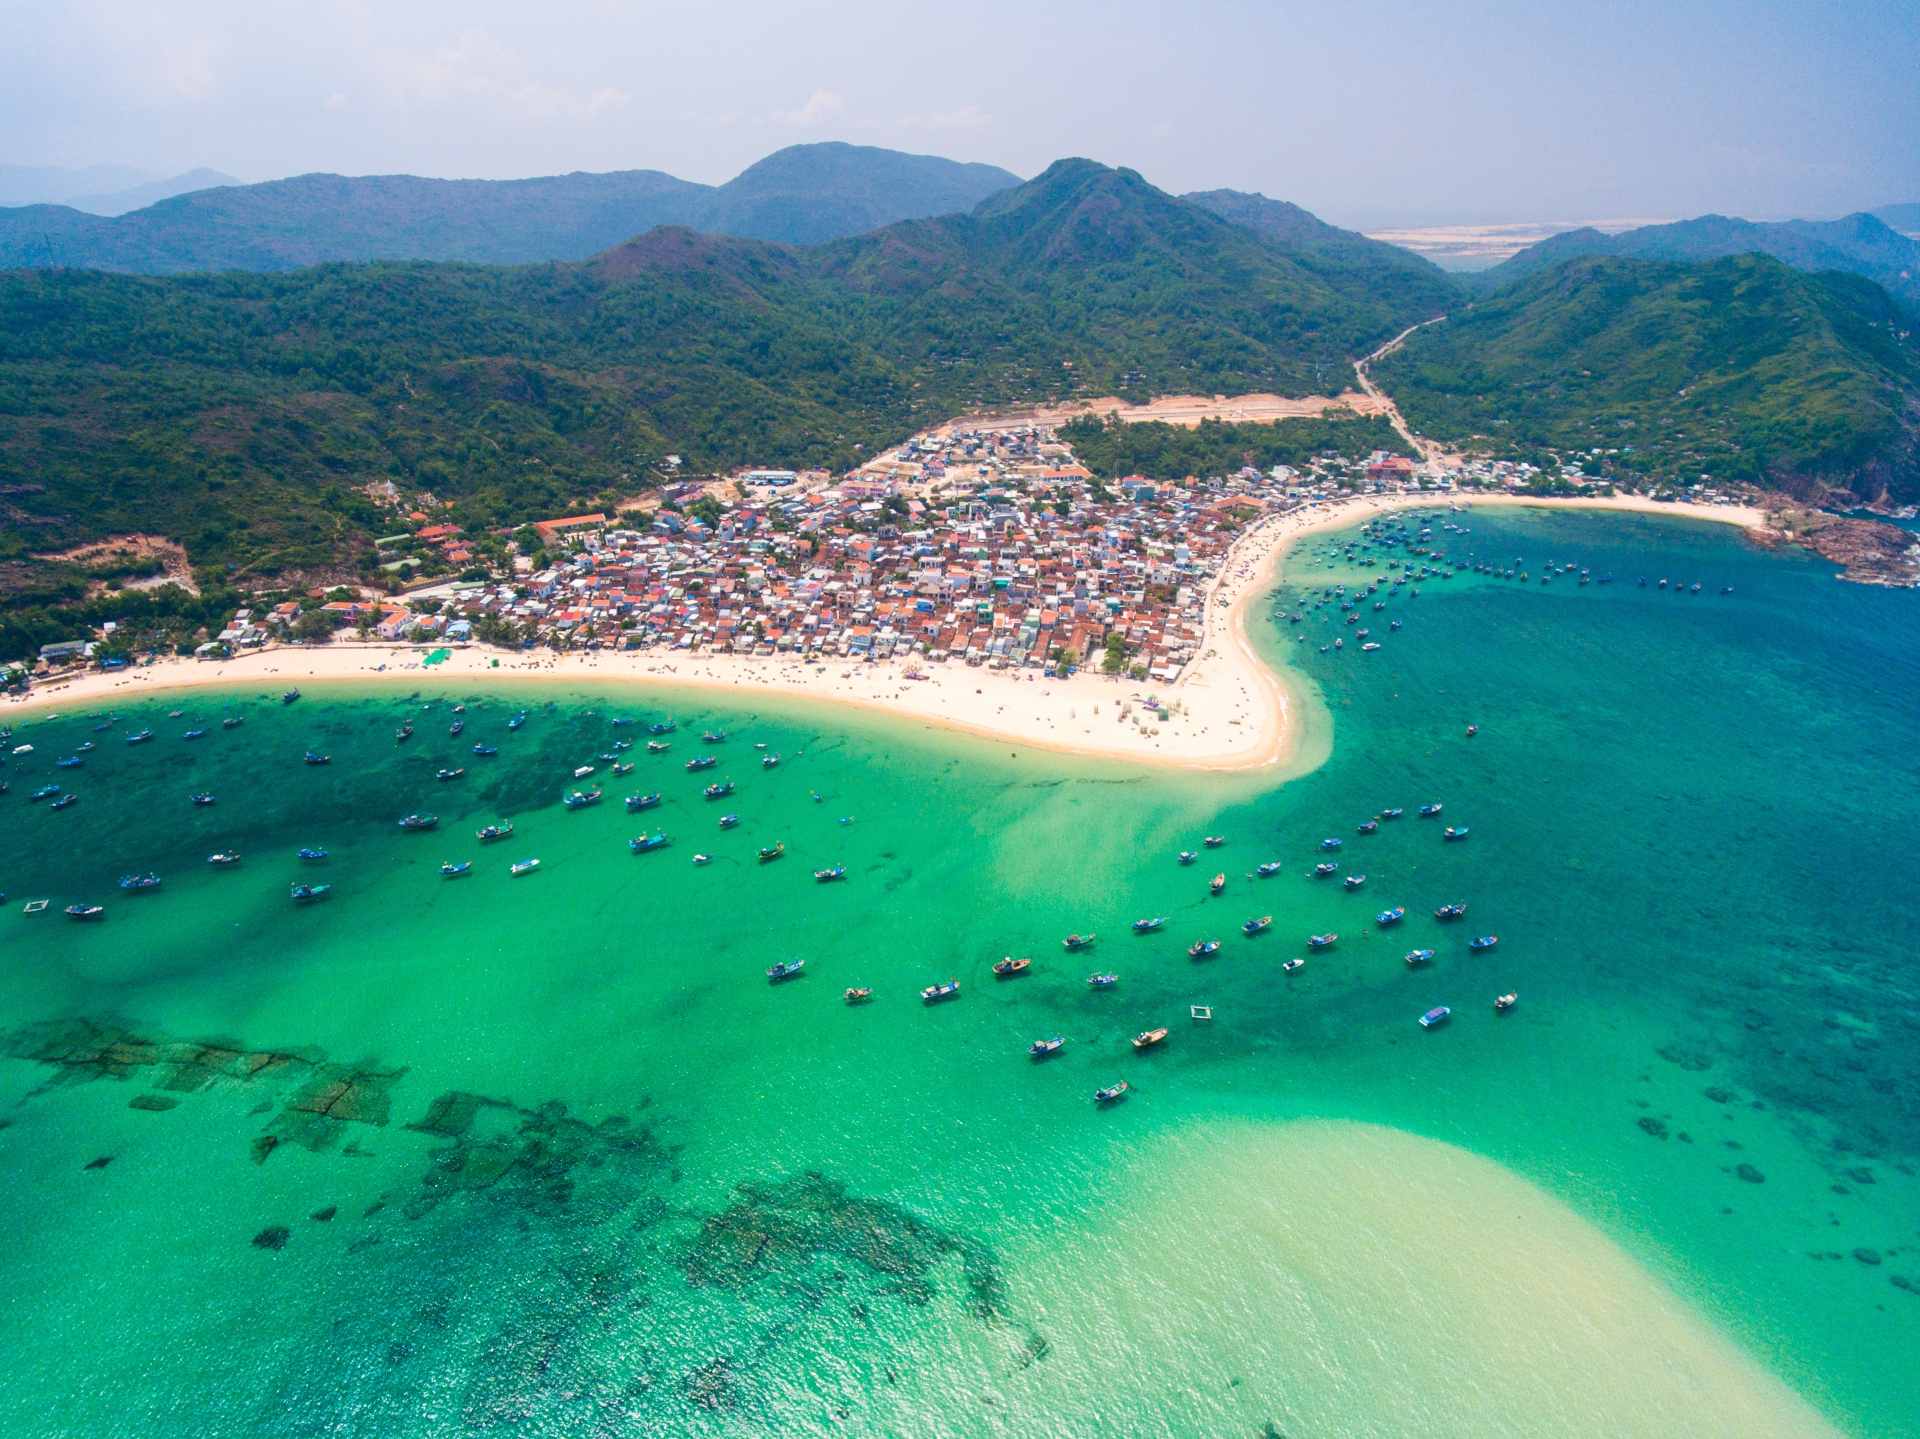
[
  {"left": 1374, "top": 253, "right": 1920, "bottom": 502},
  {"left": 0, "top": 143, "right": 1023, "bottom": 273},
  {"left": 0, "top": 159, "right": 1458, "bottom": 585}
]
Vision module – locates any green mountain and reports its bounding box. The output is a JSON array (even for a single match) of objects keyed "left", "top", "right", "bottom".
[
  {"left": 1477, "top": 213, "right": 1920, "bottom": 310},
  {"left": 0, "top": 144, "right": 1022, "bottom": 273},
  {"left": 1373, "top": 253, "right": 1920, "bottom": 501},
  {"left": 0, "top": 159, "right": 1457, "bottom": 589}
]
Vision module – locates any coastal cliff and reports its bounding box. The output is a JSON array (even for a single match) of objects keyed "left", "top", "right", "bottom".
[{"left": 1752, "top": 503, "right": 1920, "bottom": 586}]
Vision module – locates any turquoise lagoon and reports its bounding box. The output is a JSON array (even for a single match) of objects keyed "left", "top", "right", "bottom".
[{"left": 0, "top": 506, "right": 1915, "bottom": 1437}]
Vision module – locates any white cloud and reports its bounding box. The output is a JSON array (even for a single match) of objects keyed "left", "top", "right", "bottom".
[
  {"left": 771, "top": 89, "right": 844, "bottom": 127},
  {"left": 922, "top": 105, "right": 992, "bottom": 132},
  {"left": 324, "top": 92, "right": 347, "bottom": 110},
  {"left": 382, "top": 29, "right": 627, "bottom": 121},
  {"left": 81, "top": 1, "right": 222, "bottom": 102}
]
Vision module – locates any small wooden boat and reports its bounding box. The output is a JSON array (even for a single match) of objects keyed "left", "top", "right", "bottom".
[
  {"left": 1344, "top": 874, "right": 1366, "bottom": 890},
  {"left": 187, "top": 792, "right": 215, "bottom": 807},
  {"left": 508, "top": 711, "right": 528, "bottom": 729},
  {"left": 1377, "top": 907, "right": 1405, "bottom": 925},
  {"left": 626, "top": 793, "right": 661, "bottom": 812},
  {"left": 1245, "top": 916, "right": 1274, "bottom": 935},
  {"left": 563, "top": 789, "right": 602, "bottom": 809},
  {"left": 992, "top": 956, "right": 1031, "bottom": 977},
  {"left": 761, "top": 753, "right": 781, "bottom": 769},
  {"left": 649, "top": 720, "right": 677, "bottom": 734},
  {"left": 1419, "top": 1006, "right": 1451, "bottom": 1028},
  {"left": 1188, "top": 939, "right": 1221, "bottom": 959},
  {"left": 844, "top": 986, "right": 873, "bottom": 1004},
  {"left": 65, "top": 903, "right": 105, "bottom": 920},
  {"left": 395, "top": 724, "right": 413, "bottom": 743},
  {"left": 1381, "top": 807, "right": 1403, "bottom": 819},
  {"left": 1495, "top": 992, "right": 1518, "bottom": 1012},
  {"left": 757, "top": 842, "right": 785, "bottom": 863},
  {"left": 1028, "top": 1035, "right": 1065, "bottom": 1057},
  {"left": 814, "top": 864, "right": 845, "bottom": 882},
  {"left": 703, "top": 781, "right": 735, "bottom": 799},
  {"left": 437, "top": 768, "right": 465, "bottom": 782},
  {"left": 397, "top": 814, "right": 438, "bottom": 830},
  {"left": 1210, "top": 873, "right": 1226, "bottom": 895},
  {"left": 282, "top": 689, "right": 300, "bottom": 705},
  {"left": 208, "top": 852, "right": 241, "bottom": 865},
  {"left": 612, "top": 739, "right": 632, "bottom": 751},
  {"left": 1418, "top": 802, "right": 1443, "bottom": 817},
  {"left": 647, "top": 741, "right": 670, "bottom": 753},
  {"left": 509, "top": 858, "right": 541, "bottom": 876},
  {"left": 1256, "top": 861, "right": 1284, "bottom": 877},
  {"left": 1132, "top": 1028, "right": 1169, "bottom": 1050},
  {"left": 1469, "top": 935, "right": 1499, "bottom": 952},
  {"left": 1320, "top": 837, "right": 1343, "bottom": 851},
  {"left": 118, "top": 874, "right": 161, "bottom": 891},
  {"left": 1306, "top": 931, "right": 1335, "bottom": 948},
  {"left": 1063, "top": 933, "right": 1097, "bottom": 950},
  {"left": 1405, "top": 948, "right": 1434, "bottom": 967},
  {"left": 702, "top": 731, "right": 727, "bottom": 744},
  {"left": 1282, "top": 957, "right": 1305, "bottom": 973},
  {"left": 1443, "top": 826, "right": 1468, "bottom": 841},
  {"left": 1434, "top": 902, "right": 1466, "bottom": 920},
  {"left": 692, "top": 854, "right": 712, "bottom": 865},
  {"left": 1203, "top": 835, "right": 1225, "bottom": 848},
  {"left": 686, "top": 755, "right": 717, "bottom": 771},
  {"left": 921, "top": 978, "right": 960, "bottom": 1003},
  {"left": 629, "top": 833, "right": 669, "bottom": 852},
  {"left": 473, "top": 744, "right": 499, "bottom": 756},
  {"left": 290, "top": 883, "right": 329, "bottom": 902},
  {"left": 126, "top": 729, "right": 154, "bottom": 744},
  {"left": 1095, "top": 1080, "right": 1129, "bottom": 1104},
  {"left": 477, "top": 822, "right": 514, "bottom": 842},
  {"left": 1357, "top": 820, "right": 1378, "bottom": 834},
  {"left": 1132, "top": 917, "right": 1166, "bottom": 934},
  {"left": 1088, "top": 972, "right": 1118, "bottom": 988},
  {"left": 222, "top": 717, "right": 242, "bottom": 729},
  {"left": 573, "top": 764, "right": 597, "bottom": 778},
  {"left": 767, "top": 959, "right": 805, "bottom": 982},
  {"left": 297, "top": 847, "right": 328, "bottom": 860},
  {"left": 57, "top": 757, "right": 83, "bottom": 769},
  {"left": 612, "top": 762, "right": 634, "bottom": 775},
  {"left": 441, "top": 861, "right": 472, "bottom": 877},
  {"left": 450, "top": 721, "right": 465, "bottom": 736},
  {"left": 1177, "top": 851, "right": 1198, "bottom": 865},
  {"left": 1466, "top": 724, "right": 1479, "bottom": 736},
  {"left": 30, "top": 784, "right": 60, "bottom": 801},
  {"left": 304, "top": 751, "right": 331, "bottom": 765},
  {"left": 717, "top": 813, "right": 740, "bottom": 829},
  {"left": 50, "top": 794, "right": 79, "bottom": 809}
]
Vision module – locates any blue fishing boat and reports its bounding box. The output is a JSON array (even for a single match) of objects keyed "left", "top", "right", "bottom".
[
  {"left": 757, "top": 843, "right": 785, "bottom": 863},
  {"left": 691, "top": 853, "right": 712, "bottom": 865},
  {"left": 1405, "top": 948, "right": 1434, "bottom": 966},
  {"left": 297, "top": 847, "right": 328, "bottom": 860},
  {"left": 397, "top": 814, "right": 438, "bottom": 830},
  {"left": 1203, "top": 835, "right": 1225, "bottom": 848},
  {"left": 761, "top": 754, "right": 781, "bottom": 769},
  {"left": 49, "top": 794, "right": 78, "bottom": 810},
  {"left": 57, "top": 757, "right": 82, "bottom": 769},
  {"left": 473, "top": 744, "right": 498, "bottom": 756},
  {"left": 814, "top": 864, "right": 846, "bottom": 882},
  {"left": 1381, "top": 807, "right": 1403, "bottom": 819},
  {"left": 647, "top": 741, "right": 670, "bottom": 753},
  {"left": 208, "top": 851, "right": 240, "bottom": 865},
  {"left": 178, "top": 727, "right": 206, "bottom": 740},
  {"left": 1087, "top": 972, "right": 1118, "bottom": 988},
  {"left": 626, "top": 792, "right": 662, "bottom": 812},
  {"left": 921, "top": 978, "right": 961, "bottom": 1003},
  {"left": 1377, "top": 907, "right": 1405, "bottom": 925},
  {"left": 476, "top": 822, "right": 514, "bottom": 842},
  {"left": 597, "top": 751, "right": 618, "bottom": 763},
  {"left": 1320, "top": 837, "right": 1343, "bottom": 850},
  {"left": 510, "top": 858, "right": 541, "bottom": 876},
  {"left": 718, "top": 814, "right": 740, "bottom": 828},
  {"left": 1390, "top": 619, "right": 1402, "bottom": 630},
  {"left": 1245, "top": 915, "right": 1274, "bottom": 935},
  {"left": 30, "top": 783, "right": 59, "bottom": 801},
  {"left": 1256, "top": 860, "right": 1284, "bottom": 877},
  {"left": 76, "top": 741, "right": 95, "bottom": 751},
  {"left": 703, "top": 781, "right": 735, "bottom": 799},
  {"left": 508, "top": 711, "right": 528, "bottom": 730},
  {"left": 564, "top": 789, "right": 602, "bottom": 809},
  {"left": 1306, "top": 931, "right": 1336, "bottom": 948},
  {"left": 1357, "top": 819, "right": 1377, "bottom": 834},
  {"left": 702, "top": 731, "right": 727, "bottom": 744},
  {"left": 1282, "top": 957, "right": 1304, "bottom": 973},
  {"left": 613, "top": 739, "right": 633, "bottom": 751},
  {"left": 290, "top": 883, "right": 329, "bottom": 902},
  {"left": 629, "top": 832, "right": 669, "bottom": 854},
  {"left": 126, "top": 729, "right": 153, "bottom": 744},
  {"left": 222, "top": 717, "right": 242, "bottom": 729},
  {"left": 304, "top": 751, "right": 330, "bottom": 765},
  {"left": 1094, "top": 1080, "right": 1129, "bottom": 1104},
  {"left": 993, "top": 957, "right": 1032, "bottom": 977},
  {"left": 649, "top": 720, "right": 677, "bottom": 735},
  {"left": 1418, "top": 802, "right": 1443, "bottom": 817},
  {"left": 1469, "top": 935, "right": 1499, "bottom": 952},
  {"left": 190, "top": 792, "right": 215, "bottom": 806},
  {"left": 1188, "top": 939, "right": 1221, "bottom": 959},
  {"left": 450, "top": 721, "right": 465, "bottom": 736},
  {"left": 118, "top": 874, "right": 162, "bottom": 891},
  {"left": 612, "top": 762, "right": 634, "bottom": 775},
  {"left": 282, "top": 689, "right": 300, "bottom": 705},
  {"left": 1444, "top": 826, "right": 1469, "bottom": 841},
  {"left": 1434, "top": 902, "right": 1466, "bottom": 920},
  {"left": 1178, "top": 851, "right": 1198, "bottom": 865},
  {"left": 687, "top": 755, "right": 717, "bottom": 771},
  {"left": 1132, "top": 916, "right": 1167, "bottom": 933},
  {"left": 437, "top": 768, "right": 465, "bottom": 781},
  {"left": 1063, "top": 933, "right": 1097, "bottom": 950},
  {"left": 66, "top": 904, "right": 105, "bottom": 920},
  {"left": 1028, "top": 1035, "right": 1066, "bottom": 1058},
  {"left": 610, "top": 717, "right": 630, "bottom": 727},
  {"left": 1313, "top": 861, "right": 1338, "bottom": 877},
  {"left": 767, "top": 959, "right": 805, "bottom": 982},
  {"left": 844, "top": 986, "right": 873, "bottom": 1003},
  {"left": 440, "top": 861, "right": 472, "bottom": 877},
  {"left": 1419, "top": 1006, "right": 1451, "bottom": 1028},
  {"left": 1344, "top": 874, "right": 1366, "bottom": 890}
]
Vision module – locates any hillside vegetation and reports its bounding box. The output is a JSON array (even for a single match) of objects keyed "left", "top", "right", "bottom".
[
  {"left": 1059, "top": 414, "right": 1410, "bottom": 479},
  {"left": 1374, "top": 254, "right": 1920, "bottom": 500}
]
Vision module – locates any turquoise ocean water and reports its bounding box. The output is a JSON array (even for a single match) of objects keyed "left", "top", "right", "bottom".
[{"left": 0, "top": 506, "right": 1915, "bottom": 1437}]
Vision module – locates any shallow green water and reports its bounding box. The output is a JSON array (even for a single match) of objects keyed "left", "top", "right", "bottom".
[{"left": 1, "top": 507, "right": 1916, "bottom": 1437}]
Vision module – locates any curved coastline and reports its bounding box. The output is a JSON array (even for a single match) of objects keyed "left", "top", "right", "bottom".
[{"left": 3, "top": 494, "right": 1764, "bottom": 776}]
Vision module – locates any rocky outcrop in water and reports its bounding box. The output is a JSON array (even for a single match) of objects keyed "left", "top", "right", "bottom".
[{"left": 1752, "top": 502, "right": 1920, "bottom": 585}]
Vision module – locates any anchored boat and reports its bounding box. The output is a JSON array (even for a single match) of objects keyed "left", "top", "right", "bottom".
[
  {"left": 509, "top": 858, "right": 541, "bottom": 877},
  {"left": 1028, "top": 1035, "right": 1065, "bottom": 1058},
  {"left": 1419, "top": 1006, "right": 1451, "bottom": 1028},
  {"left": 992, "top": 957, "right": 1031, "bottom": 977},
  {"left": 1376, "top": 907, "right": 1405, "bottom": 925},
  {"left": 1244, "top": 915, "right": 1274, "bottom": 935},
  {"left": 767, "top": 959, "right": 805, "bottom": 982},
  {"left": 1306, "top": 931, "right": 1336, "bottom": 948},
  {"left": 1405, "top": 948, "right": 1435, "bottom": 967},
  {"left": 1132, "top": 1028, "right": 1169, "bottom": 1049},
  {"left": 921, "top": 978, "right": 960, "bottom": 1003}
]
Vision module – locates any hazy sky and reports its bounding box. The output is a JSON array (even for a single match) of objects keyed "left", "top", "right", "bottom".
[{"left": 4, "top": 0, "right": 1916, "bottom": 225}]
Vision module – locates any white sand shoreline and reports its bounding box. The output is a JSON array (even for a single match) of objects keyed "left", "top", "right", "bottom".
[{"left": 4, "top": 495, "right": 1764, "bottom": 770}]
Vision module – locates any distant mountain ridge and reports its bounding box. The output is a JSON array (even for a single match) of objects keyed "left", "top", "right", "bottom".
[
  {"left": 0, "top": 143, "right": 1022, "bottom": 273},
  {"left": 1479, "top": 212, "right": 1920, "bottom": 309}
]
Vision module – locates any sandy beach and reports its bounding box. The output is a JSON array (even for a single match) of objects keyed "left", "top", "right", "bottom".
[{"left": 6, "top": 494, "right": 1765, "bottom": 770}]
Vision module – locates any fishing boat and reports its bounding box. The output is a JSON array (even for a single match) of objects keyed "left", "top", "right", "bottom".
[
  {"left": 1466, "top": 724, "right": 1479, "bottom": 737},
  {"left": 30, "top": 784, "right": 60, "bottom": 801},
  {"left": 449, "top": 721, "right": 464, "bottom": 736},
  {"left": 703, "top": 781, "right": 735, "bottom": 799},
  {"left": 1469, "top": 935, "right": 1499, "bottom": 952},
  {"left": 1334, "top": 638, "right": 1343, "bottom": 649},
  {"left": 1095, "top": 1080, "right": 1129, "bottom": 1103},
  {"left": 596, "top": 752, "right": 619, "bottom": 763},
  {"left": 304, "top": 752, "right": 331, "bottom": 765},
  {"left": 472, "top": 744, "right": 499, "bottom": 757},
  {"left": 844, "top": 987, "right": 873, "bottom": 1004},
  {"left": 57, "top": 756, "right": 82, "bottom": 769},
  {"left": 1210, "top": 873, "right": 1226, "bottom": 895},
  {"left": 767, "top": 959, "right": 805, "bottom": 982},
  {"left": 76, "top": 741, "right": 95, "bottom": 751},
  {"left": 1028, "top": 1035, "right": 1065, "bottom": 1057},
  {"left": 1361, "top": 642, "right": 1380, "bottom": 652},
  {"left": 1188, "top": 940, "right": 1221, "bottom": 959},
  {"left": 208, "top": 852, "right": 240, "bottom": 865},
  {"left": 992, "top": 957, "right": 1031, "bottom": 977},
  {"left": 118, "top": 874, "right": 161, "bottom": 892},
  {"left": 126, "top": 729, "right": 153, "bottom": 744},
  {"left": 510, "top": 859, "right": 541, "bottom": 877},
  {"left": 1357, "top": 819, "right": 1377, "bottom": 834},
  {"left": 297, "top": 847, "right": 329, "bottom": 860},
  {"left": 718, "top": 814, "right": 740, "bottom": 828},
  {"left": 1132, "top": 1027, "right": 1169, "bottom": 1049},
  {"left": 1088, "top": 972, "right": 1118, "bottom": 988},
  {"left": 437, "top": 768, "right": 465, "bottom": 782},
  {"left": 1177, "top": 851, "right": 1198, "bottom": 865},
  {"left": 1434, "top": 902, "right": 1466, "bottom": 920},
  {"left": 1495, "top": 992, "right": 1518, "bottom": 1012},
  {"left": 50, "top": 795, "right": 77, "bottom": 810},
  {"left": 1419, "top": 1006, "right": 1451, "bottom": 1028},
  {"left": 611, "top": 762, "right": 634, "bottom": 775},
  {"left": 1390, "top": 619, "right": 1402, "bottom": 630},
  {"left": 609, "top": 717, "right": 629, "bottom": 727},
  {"left": 476, "top": 822, "right": 514, "bottom": 843},
  {"left": 1381, "top": 807, "right": 1403, "bottom": 819},
  {"left": 626, "top": 793, "right": 662, "bottom": 812},
  {"left": 1306, "top": 931, "right": 1336, "bottom": 948},
  {"left": 757, "top": 842, "right": 785, "bottom": 862},
  {"left": 649, "top": 720, "right": 677, "bottom": 734},
  {"left": 1245, "top": 915, "right": 1274, "bottom": 935},
  {"left": 814, "top": 864, "right": 845, "bottom": 882},
  {"left": 395, "top": 724, "right": 413, "bottom": 743},
  {"left": 1063, "top": 933, "right": 1097, "bottom": 950},
  {"left": 440, "top": 861, "right": 472, "bottom": 877},
  {"left": 1313, "top": 861, "right": 1338, "bottom": 877},
  {"left": 1418, "top": 802, "right": 1442, "bottom": 817},
  {"left": 1132, "top": 916, "right": 1166, "bottom": 933},
  {"left": 283, "top": 689, "right": 300, "bottom": 705},
  {"left": 612, "top": 739, "right": 632, "bottom": 751},
  {"left": 647, "top": 741, "right": 670, "bottom": 753},
  {"left": 1320, "top": 837, "right": 1343, "bottom": 850},
  {"left": 573, "top": 764, "right": 596, "bottom": 778},
  {"left": 1256, "top": 860, "right": 1284, "bottom": 877},
  {"left": 1344, "top": 874, "right": 1366, "bottom": 890},
  {"left": 1282, "top": 957, "right": 1305, "bottom": 973},
  {"left": 1377, "top": 907, "right": 1405, "bottom": 925},
  {"left": 290, "top": 883, "right": 329, "bottom": 903},
  {"left": 687, "top": 755, "right": 717, "bottom": 771},
  {"left": 1203, "top": 835, "right": 1225, "bottom": 848},
  {"left": 1405, "top": 948, "right": 1435, "bottom": 967},
  {"left": 921, "top": 978, "right": 961, "bottom": 1003},
  {"left": 691, "top": 854, "right": 712, "bottom": 865},
  {"left": 702, "top": 731, "right": 727, "bottom": 744},
  {"left": 1443, "top": 826, "right": 1469, "bottom": 841},
  {"left": 65, "top": 904, "right": 105, "bottom": 920},
  {"left": 508, "top": 712, "right": 528, "bottom": 730},
  {"left": 761, "top": 754, "right": 781, "bottom": 769},
  {"left": 397, "top": 814, "right": 438, "bottom": 830},
  {"left": 563, "top": 789, "right": 602, "bottom": 808},
  {"left": 190, "top": 792, "right": 215, "bottom": 806}
]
